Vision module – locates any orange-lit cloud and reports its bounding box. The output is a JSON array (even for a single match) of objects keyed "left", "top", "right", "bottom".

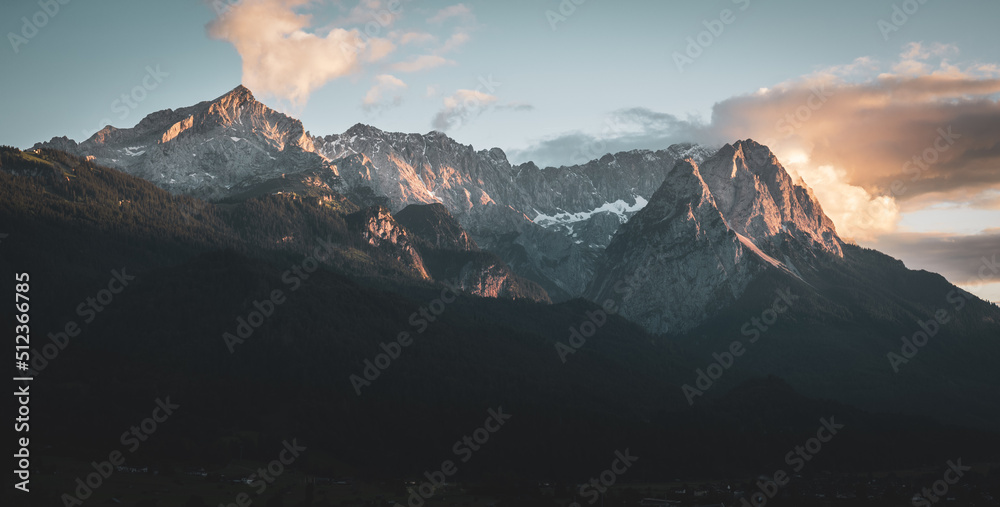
[
  {"left": 207, "top": 0, "right": 397, "bottom": 106},
  {"left": 512, "top": 43, "right": 1000, "bottom": 241},
  {"left": 708, "top": 44, "right": 1000, "bottom": 214}
]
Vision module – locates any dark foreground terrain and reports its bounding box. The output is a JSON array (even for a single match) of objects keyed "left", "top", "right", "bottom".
[{"left": 3, "top": 147, "right": 999, "bottom": 506}]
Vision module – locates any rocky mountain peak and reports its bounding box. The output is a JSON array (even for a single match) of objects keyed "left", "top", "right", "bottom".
[
  {"left": 89, "top": 125, "right": 120, "bottom": 144},
  {"left": 698, "top": 139, "right": 843, "bottom": 257},
  {"left": 31, "top": 84, "right": 327, "bottom": 198},
  {"left": 219, "top": 84, "right": 255, "bottom": 103},
  {"left": 587, "top": 143, "right": 849, "bottom": 334},
  {"left": 344, "top": 123, "right": 385, "bottom": 138},
  {"left": 35, "top": 136, "right": 78, "bottom": 152},
  {"left": 587, "top": 157, "right": 759, "bottom": 334},
  {"left": 487, "top": 147, "right": 508, "bottom": 163}
]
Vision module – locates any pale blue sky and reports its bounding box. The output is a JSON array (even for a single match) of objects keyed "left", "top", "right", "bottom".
[{"left": 2, "top": 0, "right": 997, "bottom": 154}]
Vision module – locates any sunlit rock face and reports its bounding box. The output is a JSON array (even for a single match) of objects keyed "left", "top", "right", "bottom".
[
  {"left": 587, "top": 159, "right": 761, "bottom": 334},
  {"left": 35, "top": 85, "right": 327, "bottom": 199},
  {"left": 36, "top": 86, "right": 840, "bottom": 310},
  {"left": 346, "top": 205, "right": 431, "bottom": 280},
  {"left": 313, "top": 125, "right": 717, "bottom": 301},
  {"left": 697, "top": 139, "right": 842, "bottom": 258},
  {"left": 343, "top": 203, "right": 550, "bottom": 303},
  {"left": 394, "top": 203, "right": 478, "bottom": 252},
  {"left": 587, "top": 142, "right": 845, "bottom": 334}
]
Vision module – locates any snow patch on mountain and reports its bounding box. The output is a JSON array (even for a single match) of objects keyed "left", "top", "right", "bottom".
[{"left": 532, "top": 196, "right": 648, "bottom": 228}]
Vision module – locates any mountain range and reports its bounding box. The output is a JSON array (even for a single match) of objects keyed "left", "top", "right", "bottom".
[{"left": 7, "top": 85, "right": 1000, "bottom": 500}]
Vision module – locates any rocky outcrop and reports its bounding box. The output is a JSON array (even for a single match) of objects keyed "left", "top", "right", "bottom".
[
  {"left": 453, "top": 256, "right": 550, "bottom": 302},
  {"left": 346, "top": 206, "right": 430, "bottom": 280},
  {"left": 345, "top": 205, "right": 549, "bottom": 303},
  {"left": 394, "top": 203, "right": 478, "bottom": 251}
]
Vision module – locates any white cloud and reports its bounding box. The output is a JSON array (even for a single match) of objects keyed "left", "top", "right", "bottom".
[
  {"left": 432, "top": 89, "right": 498, "bottom": 130},
  {"left": 362, "top": 74, "right": 407, "bottom": 111},
  {"left": 886, "top": 42, "right": 960, "bottom": 77},
  {"left": 390, "top": 54, "right": 455, "bottom": 73},
  {"left": 782, "top": 162, "right": 900, "bottom": 241},
  {"left": 330, "top": 0, "right": 399, "bottom": 27},
  {"left": 427, "top": 4, "right": 473, "bottom": 24},
  {"left": 425, "top": 4, "right": 476, "bottom": 55},
  {"left": 396, "top": 31, "right": 436, "bottom": 45},
  {"left": 365, "top": 38, "right": 396, "bottom": 62},
  {"left": 437, "top": 31, "right": 470, "bottom": 54}
]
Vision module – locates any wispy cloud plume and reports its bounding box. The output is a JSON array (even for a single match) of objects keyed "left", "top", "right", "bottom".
[
  {"left": 362, "top": 74, "right": 407, "bottom": 111},
  {"left": 432, "top": 89, "right": 498, "bottom": 130},
  {"left": 390, "top": 55, "right": 455, "bottom": 73},
  {"left": 427, "top": 4, "right": 473, "bottom": 24},
  {"left": 207, "top": 0, "right": 398, "bottom": 106}
]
